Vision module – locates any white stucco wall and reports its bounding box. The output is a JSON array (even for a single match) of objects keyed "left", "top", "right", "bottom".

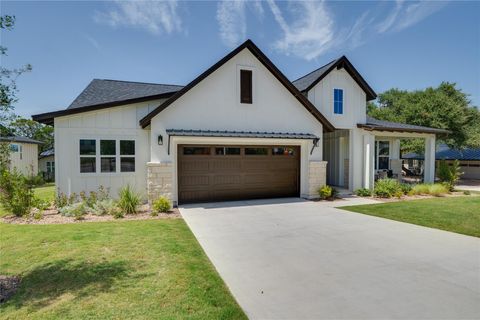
[
  {"left": 54, "top": 100, "right": 165, "bottom": 197},
  {"left": 8, "top": 142, "right": 38, "bottom": 176},
  {"left": 150, "top": 48, "right": 325, "bottom": 202},
  {"left": 307, "top": 68, "right": 367, "bottom": 129}
]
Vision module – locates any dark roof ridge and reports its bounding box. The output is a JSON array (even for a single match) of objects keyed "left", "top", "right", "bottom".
[
  {"left": 93, "top": 78, "right": 184, "bottom": 87},
  {"left": 291, "top": 57, "right": 340, "bottom": 83}
]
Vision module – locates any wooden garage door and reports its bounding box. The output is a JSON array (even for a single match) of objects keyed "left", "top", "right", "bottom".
[{"left": 178, "top": 145, "right": 300, "bottom": 204}]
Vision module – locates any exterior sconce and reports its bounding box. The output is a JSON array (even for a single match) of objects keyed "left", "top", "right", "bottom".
[{"left": 158, "top": 135, "right": 163, "bottom": 145}]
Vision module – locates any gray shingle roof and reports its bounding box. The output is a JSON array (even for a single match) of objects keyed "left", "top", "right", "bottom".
[
  {"left": 292, "top": 59, "right": 338, "bottom": 92},
  {"left": 39, "top": 148, "right": 54, "bottom": 157},
  {"left": 0, "top": 136, "right": 43, "bottom": 144},
  {"left": 358, "top": 116, "right": 450, "bottom": 134},
  {"left": 68, "top": 79, "right": 184, "bottom": 110},
  {"left": 166, "top": 129, "right": 318, "bottom": 140},
  {"left": 403, "top": 145, "right": 480, "bottom": 161}
]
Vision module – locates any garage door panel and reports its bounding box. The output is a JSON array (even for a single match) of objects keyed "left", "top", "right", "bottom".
[{"left": 178, "top": 145, "right": 299, "bottom": 204}]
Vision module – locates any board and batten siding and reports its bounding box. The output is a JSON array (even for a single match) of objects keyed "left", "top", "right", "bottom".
[
  {"left": 9, "top": 142, "right": 38, "bottom": 176},
  {"left": 307, "top": 68, "right": 367, "bottom": 130},
  {"left": 54, "top": 100, "right": 164, "bottom": 197},
  {"left": 149, "top": 48, "right": 325, "bottom": 202}
]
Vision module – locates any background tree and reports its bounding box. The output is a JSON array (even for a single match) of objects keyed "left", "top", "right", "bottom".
[
  {"left": 0, "top": 15, "right": 32, "bottom": 170},
  {"left": 0, "top": 15, "right": 32, "bottom": 133},
  {"left": 368, "top": 82, "right": 480, "bottom": 154},
  {"left": 8, "top": 118, "right": 53, "bottom": 152}
]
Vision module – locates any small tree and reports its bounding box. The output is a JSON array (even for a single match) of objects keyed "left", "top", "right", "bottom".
[
  {"left": 437, "top": 159, "right": 463, "bottom": 191},
  {"left": 0, "top": 169, "right": 36, "bottom": 216}
]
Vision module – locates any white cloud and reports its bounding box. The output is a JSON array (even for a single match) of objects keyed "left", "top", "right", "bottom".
[
  {"left": 216, "top": 0, "right": 264, "bottom": 48},
  {"left": 216, "top": 0, "right": 247, "bottom": 48},
  {"left": 94, "top": 0, "right": 182, "bottom": 35},
  {"left": 267, "top": 0, "right": 336, "bottom": 60},
  {"left": 377, "top": 0, "right": 449, "bottom": 33}
]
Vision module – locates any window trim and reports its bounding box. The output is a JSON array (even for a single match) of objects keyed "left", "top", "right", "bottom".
[
  {"left": 333, "top": 88, "right": 344, "bottom": 115},
  {"left": 375, "top": 140, "right": 390, "bottom": 170},
  {"left": 79, "top": 138, "right": 136, "bottom": 175}
]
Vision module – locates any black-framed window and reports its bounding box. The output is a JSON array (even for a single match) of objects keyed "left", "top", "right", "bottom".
[
  {"left": 245, "top": 147, "right": 268, "bottom": 155},
  {"left": 240, "top": 69, "right": 252, "bottom": 104},
  {"left": 215, "top": 147, "right": 241, "bottom": 155},
  {"left": 120, "top": 140, "right": 135, "bottom": 172},
  {"left": 183, "top": 147, "right": 211, "bottom": 155},
  {"left": 272, "top": 147, "right": 295, "bottom": 156},
  {"left": 100, "top": 140, "right": 116, "bottom": 173},
  {"left": 80, "top": 139, "right": 96, "bottom": 173}
]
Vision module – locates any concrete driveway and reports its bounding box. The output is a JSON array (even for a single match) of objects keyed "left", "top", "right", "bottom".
[{"left": 180, "top": 198, "right": 480, "bottom": 320}]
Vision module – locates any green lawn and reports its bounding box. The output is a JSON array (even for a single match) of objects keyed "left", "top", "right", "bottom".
[
  {"left": 0, "top": 220, "right": 246, "bottom": 319},
  {"left": 0, "top": 184, "right": 55, "bottom": 217},
  {"left": 342, "top": 196, "right": 480, "bottom": 237}
]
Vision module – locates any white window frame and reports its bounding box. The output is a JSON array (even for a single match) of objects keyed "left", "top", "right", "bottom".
[
  {"left": 375, "top": 140, "right": 390, "bottom": 170},
  {"left": 333, "top": 88, "right": 345, "bottom": 115}
]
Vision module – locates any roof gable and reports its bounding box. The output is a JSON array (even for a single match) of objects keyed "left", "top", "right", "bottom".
[
  {"left": 139, "top": 40, "right": 335, "bottom": 132},
  {"left": 292, "top": 56, "right": 377, "bottom": 101}
]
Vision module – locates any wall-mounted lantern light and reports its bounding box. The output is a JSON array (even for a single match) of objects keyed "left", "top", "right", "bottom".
[{"left": 158, "top": 135, "right": 163, "bottom": 145}]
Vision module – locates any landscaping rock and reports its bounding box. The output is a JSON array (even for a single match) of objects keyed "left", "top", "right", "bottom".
[{"left": 0, "top": 275, "right": 21, "bottom": 303}]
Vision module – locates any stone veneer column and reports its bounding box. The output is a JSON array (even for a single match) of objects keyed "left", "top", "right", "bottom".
[
  {"left": 307, "top": 160, "right": 327, "bottom": 199},
  {"left": 146, "top": 162, "right": 173, "bottom": 204}
]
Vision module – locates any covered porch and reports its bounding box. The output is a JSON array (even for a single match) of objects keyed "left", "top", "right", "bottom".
[{"left": 358, "top": 117, "right": 450, "bottom": 189}]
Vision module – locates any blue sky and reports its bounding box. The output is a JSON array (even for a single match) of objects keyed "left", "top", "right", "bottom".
[{"left": 2, "top": 0, "right": 479, "bottom": 118}]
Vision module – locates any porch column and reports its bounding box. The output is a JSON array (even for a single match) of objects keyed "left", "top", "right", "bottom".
[
  {"left": 363, "top": 133, "right": 375, "bottom": 189},
  {"left": 424, "top": 135, "right": 436, "bottom": 183}
]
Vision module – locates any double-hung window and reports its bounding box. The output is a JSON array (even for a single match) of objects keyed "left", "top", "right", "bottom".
[
  {"left": 80, "top": 139, "right": 96, "bottom": 173},
  {"left": 333, "top": 88, "right": 343, "bottom": 114},
  {"left": 120, "top": 140, "right": 135, "bottom": 172},
  {"left": 100, "top": 140, "right": 116, "bottom": 173},
  {"left": 375, "top": 141, "right": 390, "bottom": 170}
]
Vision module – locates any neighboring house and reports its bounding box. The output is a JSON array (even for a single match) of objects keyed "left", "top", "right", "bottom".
[
  {"left": 32, "top": 40, "right": 448, "bottom": 205},
  {"left": 403, "top": 145, "right": 480, "bottom": 180},
  {"left": 0, "top": 136, "right": 42, "bottom": 176},
  {"left": 39, "top": 148, "right": 55, "bottom": 181}
]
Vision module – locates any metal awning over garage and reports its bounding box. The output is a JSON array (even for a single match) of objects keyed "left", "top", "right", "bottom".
[{"left": 165, "top": 129, "right": 320, "bottom": 154}]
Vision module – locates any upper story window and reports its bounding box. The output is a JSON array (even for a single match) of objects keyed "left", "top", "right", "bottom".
[
  {"left": 240, "top": 69, "right": 253, "bottom": 104},
  {"left": 333, "top": 88, "right": 343, "bottom": 114}
]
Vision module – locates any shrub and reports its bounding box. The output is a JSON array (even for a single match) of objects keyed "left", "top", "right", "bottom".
[
  {"left": 118, "top": 185, "right": 141, "bottom": 215},
  {"left": 153, "top": 196, "right": 171, "bottom": 213},
  {"left": 411, "top": 184, "right": 431, "bottom": 195},
  {"left": 97, "top": 185, "right": 110, "bottom": 201},
  {"left": 33, "top": 198, "right": 50, "bottom": 211},
  {"left": 318, "top": 185, "right": 338, "bottom": 200},
  {"left": 92, "top": 199, "right": 120, "bottom": 216},
  {"left": 0, "top": 169, "right": 36, "bottom": 217},
  {"left": 463, "top": 190, "right": 471, "bottom": 195},
  {"left": 33, "top": 211, "right": 43, "bottom": 220},
  {"left": 58, "top": 202, "right": 88, "bottom": 220},
  {"left": 26, "top": 173, "right": 45, "bottom": 187},
  {"left": 373, "top": 178, "right": 402, "bottom": 198},
  {"left": 400, "top": 183, "right": 413, "bottom": 195},
  {"left": 437, "top": 159, "right": 463, "bottom": 191},
  {"left": 55, "top": 191, "right": 69, "bottom": 208},
  {"left": 428, "top": 184, "right": 449, "bottom": 197},
  {"left": 355, "top": 188, "right": 372, "bottom": 197}
]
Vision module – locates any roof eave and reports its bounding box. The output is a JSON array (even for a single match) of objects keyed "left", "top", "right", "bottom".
[
  {"left": 357, "top": 123, "right": 450, "bottom": 135},
  {"left": 32, "top": 91, "right": 178, "bottom": 125}
]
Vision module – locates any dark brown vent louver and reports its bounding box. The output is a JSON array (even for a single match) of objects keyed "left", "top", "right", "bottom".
[{"left": 240, "top": 69, "right": 252, "bottom": 104}]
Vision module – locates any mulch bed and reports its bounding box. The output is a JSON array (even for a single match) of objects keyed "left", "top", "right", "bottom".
[
  {"left": 0, "top": 275, "right": 21, "bottom": 303},
  {"left": 1, "top": 205, "right": 181, "bottom": 225},
  {"left": 370, "top": 191, "right": 477, "bottom": 203}
]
